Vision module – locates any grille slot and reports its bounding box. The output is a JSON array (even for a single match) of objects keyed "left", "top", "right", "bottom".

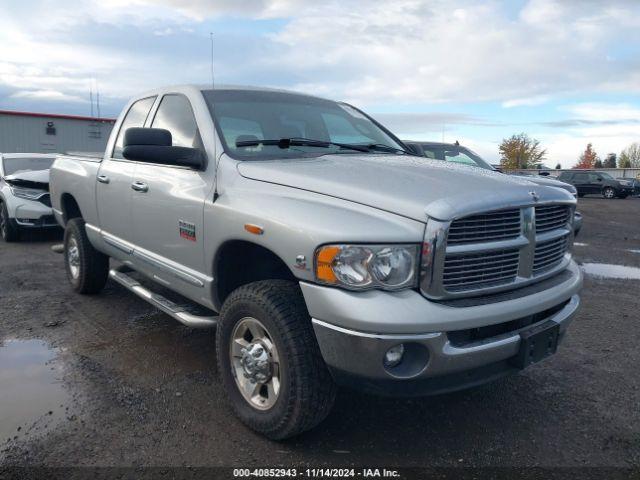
[
  {"left": 443, "top": 249, "right": 520, "bottom": 291},
  {"left": 533, "top": 235, "right": 568, "bottom": 274},
  {"left": 447, "top": 209, "right": 521, "bottom": 245},
  {"left": 38, "top": 194, "right": 52, "bottom": 207},
  {"left": 535, "top": 205, "right": 569, "bottom": 233}
]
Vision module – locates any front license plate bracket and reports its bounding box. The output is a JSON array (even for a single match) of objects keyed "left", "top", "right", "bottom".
[{"left": 510, "top": 320, "right": 560, "bottom": 369}]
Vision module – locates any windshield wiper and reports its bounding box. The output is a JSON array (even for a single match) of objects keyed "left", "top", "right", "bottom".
[
  {"left": 235, "top": 137, "right": 371, "bottom": 153},
  {"left": 365, "top": 143, "right": 411, "bottom": 154}
]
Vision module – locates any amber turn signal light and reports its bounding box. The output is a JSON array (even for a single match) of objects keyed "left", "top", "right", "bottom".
[{"left": 315, "top": 246, "right": 340, "bottom": 283}]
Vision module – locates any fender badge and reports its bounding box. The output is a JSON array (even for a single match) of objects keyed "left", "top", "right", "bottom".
[
  {"left": 295, "top": 255, "right": 307, "bottom": 270},
  {"left": 179, "top": 220, "right": 197, "bottom": 242},
  {"left": 529, "top": 190, "right": 539, "bottom": 202}
]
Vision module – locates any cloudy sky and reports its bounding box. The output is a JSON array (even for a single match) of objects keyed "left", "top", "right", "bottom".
[{"left": 1, "top": 0, "right": 640, "bottom": 166}]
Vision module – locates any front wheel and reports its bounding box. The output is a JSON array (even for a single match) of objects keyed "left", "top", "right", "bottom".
[
  {"left": 603, "top": 187, "right": 615, "bottom": 199},
  {"left": 216, "top": 280, "right": 336, "bottom": 439},
  {"left": 64, "top": 218, "right": 109, "bottom": 294},
  {"left": 0, "top": 201, "right": 20, "bottom": 242}
]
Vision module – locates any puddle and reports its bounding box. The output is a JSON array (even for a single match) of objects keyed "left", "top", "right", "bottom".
[
  {"left": 581, "top": 263, "right": 640, "bottom": 280},
  {"left": 0, "top": 339, "right": 69, "bottom": 442}
]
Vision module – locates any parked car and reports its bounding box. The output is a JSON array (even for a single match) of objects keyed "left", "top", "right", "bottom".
[
  {"left": 403, "top": 141, "right": 583, "bottom": 235},
  {"left": 557, "top": 171, "right": 634, "bottom": 199},
  {"left": 50, "top": 85, "right": 582, "bottom": 439},
  {"left": 0, "top": 153, "right": 58, "bottom": 242},
  {"left": 616, "top": 177, "right": 640, "bottom": 197}
]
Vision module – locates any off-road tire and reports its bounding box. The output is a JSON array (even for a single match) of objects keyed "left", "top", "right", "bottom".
[
  {"left": 216, "top": 280, "right": 336, "bottom": 439},
  {"left": 603, "top": 187, "right": 615, "bottom": 199},
  {"left": 64, "top": 218, "right": 109, "bottom": 294},
  {"left": 0, "top": 201, "right": 20, "bottom": 242}
]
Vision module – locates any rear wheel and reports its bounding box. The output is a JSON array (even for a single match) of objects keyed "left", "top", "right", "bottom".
[
  {"left": 603, "top": 187, "right": 615, "bottom": 199},
  {"left": 0, "top": 201, "right": 20, "bottom": 242},
  {"left": 216, "top": 280, "right": 336, "bottom": 439},
  {"left": 64, "top": 218, "right": 109, "bottom": 294}
]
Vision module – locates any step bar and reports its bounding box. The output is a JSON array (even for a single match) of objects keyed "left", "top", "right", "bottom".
[{"left": 109, "top": 267, "right": 218, "bottom": 329}]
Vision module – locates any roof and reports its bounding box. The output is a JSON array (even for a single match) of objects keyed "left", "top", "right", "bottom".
[
  {"left": 135, "top": 83, "right": 332, "bottom": 102},
  {"left": 0, "top": 109, "right": 116, "bottom": 123}
]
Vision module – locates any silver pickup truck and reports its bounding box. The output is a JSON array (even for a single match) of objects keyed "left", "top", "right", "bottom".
[{"left": 50, "top": 85, "right": 583, "bottom": 439}]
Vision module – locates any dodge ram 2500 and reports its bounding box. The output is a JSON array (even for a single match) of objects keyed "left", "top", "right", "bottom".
[{"left": 50, "top": 85, "right": 583, "bottom": 439}]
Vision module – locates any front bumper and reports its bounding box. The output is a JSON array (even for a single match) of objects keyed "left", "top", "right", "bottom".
[
  {"left": 10, "top": 198, "right": 57, "bottom": 228},
  {"left": 302, "top": 261, "right": 582, "bottom": 396}
]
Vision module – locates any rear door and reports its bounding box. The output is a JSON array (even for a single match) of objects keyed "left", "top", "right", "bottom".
[
  {"left": 572, "top": 173, "right": 589, "bottom": 195},
  {"left": 588, "top": 173, "right": 603, "bottom": 194},
  {"left": 96, "top": 96, "right": 156, "bottom": 247},
  {"left": 130, "top": 93, "right": 211, "bottom": 288}
]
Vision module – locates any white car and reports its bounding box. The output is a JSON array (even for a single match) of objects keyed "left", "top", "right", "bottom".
[{"left": 0, "top": 153, "right": 58, "bottom": 242}]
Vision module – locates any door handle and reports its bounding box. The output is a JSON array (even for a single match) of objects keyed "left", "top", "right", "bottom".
[
  {"left": 131, "top": 181, "right": 149, "bottom": 193},
  {"left": 97, "top": 175, "right": 110, "bottom": 184}
]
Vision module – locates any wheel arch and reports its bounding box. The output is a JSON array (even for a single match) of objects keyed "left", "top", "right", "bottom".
[
  {"left": 213, "top": 239, "right": 298, "bottom": 308},
  {"left": 60, "top": 193, "right": 84, "bottom": 225}
]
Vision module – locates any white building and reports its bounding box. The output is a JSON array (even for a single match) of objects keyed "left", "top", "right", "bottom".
[{"left": 0, "top": 110, "right": 116, "bottom": 154}]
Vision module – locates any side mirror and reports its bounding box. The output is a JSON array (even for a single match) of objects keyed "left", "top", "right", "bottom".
[{"left": 122, "top": 128, "right": 204, "bottom": 169}]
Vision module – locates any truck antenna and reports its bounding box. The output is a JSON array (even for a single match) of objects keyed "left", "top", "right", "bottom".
[
  {"left": 89, "top": 82, "right": 94, "bottom": 118},
  {"left": 210, "top": 32, "right": 215, "bottom": 91}
]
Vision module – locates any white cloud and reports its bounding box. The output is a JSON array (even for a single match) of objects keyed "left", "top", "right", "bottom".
[
  {"left": 10, "top": 89, "right": 86, "bottom": 103},
  {"left": 502, "top": 95, "right": 551, "bottom": 108}
]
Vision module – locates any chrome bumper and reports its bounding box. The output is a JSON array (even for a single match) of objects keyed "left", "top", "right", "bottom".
[{"left": 312, "top": 294, "right": 579, "bottom": 384}]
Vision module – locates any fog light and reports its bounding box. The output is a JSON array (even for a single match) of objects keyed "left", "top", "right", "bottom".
[{"left": 384, "top": 344, "right": 405, "bottom": 368}]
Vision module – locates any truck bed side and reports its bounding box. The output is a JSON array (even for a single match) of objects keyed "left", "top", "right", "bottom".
[{"left": 50, "top": 153, "right": 102, "bottom": 228}]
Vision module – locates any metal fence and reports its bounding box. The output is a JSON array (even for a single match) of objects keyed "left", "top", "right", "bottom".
[{"left": 508, "top": 168, "right": 640, "bottom": 179}]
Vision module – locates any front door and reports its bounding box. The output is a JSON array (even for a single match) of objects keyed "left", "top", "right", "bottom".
[
  {"left": 130, "top": 93, "right": 212, "bottom": 290},
  {"left": 96, "top": 96, "right": 156, "bottom": 247}
]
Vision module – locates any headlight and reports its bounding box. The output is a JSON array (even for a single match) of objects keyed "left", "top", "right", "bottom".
[
  {"left": 619, "top": 180, "right": 632, "bottom": 186},
  {"left": 315, "top": 244, "right": 419, "bottom": 290},
  {"left": 10, "top": 187, "right": 46, "bottom": 201}
]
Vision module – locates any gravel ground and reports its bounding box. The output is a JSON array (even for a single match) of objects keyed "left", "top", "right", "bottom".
[{"left": 0, "top": 197, "right": 639, "bottom": 470}]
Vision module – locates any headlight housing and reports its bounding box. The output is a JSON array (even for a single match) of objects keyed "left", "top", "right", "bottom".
[
  {"left": 315, "top": 244, "right": 420, "bottom": 290},
  {"left": 10, "top": 187, "right": 46, "bottom": 201}
]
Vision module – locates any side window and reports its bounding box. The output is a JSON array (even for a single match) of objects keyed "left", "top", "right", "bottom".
[
  {"left": 112, "top": 96, "right": 156, "bottom": 159},
  {"left": 589, "top": 173, "right": 601, "bottom": 182},
  {"left": 151, "top": 94, "right": 200, "bottom": 148},
  {"left": 574, "top": 173, "right": 587, "bottom": 182}
]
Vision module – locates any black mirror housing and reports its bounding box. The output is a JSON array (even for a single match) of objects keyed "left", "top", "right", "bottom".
[{"left": 122, "top": 128, "right": 204, "bottom": 169}]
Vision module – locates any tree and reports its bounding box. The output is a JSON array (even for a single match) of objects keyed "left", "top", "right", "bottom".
[
  {"left": 604, "top": 153, "right": 617, "bottom": 168},
  {"left": 620, "top": 157, "right": 632, "bottom": 168},
  {"left": 574, "top": 143, "right": 598, "bottom": 169},
  {"left": 620, "top": 142, "right": 640, "bottom": 168},
  {"left": 594, "top": 159, "right": 603, "bottom": 168},
  {"left": 555, "top": 163, "right": 561, "bottom": 169},
  {"left": 499, "top": 133, "right": 546, "bottom": 169}
]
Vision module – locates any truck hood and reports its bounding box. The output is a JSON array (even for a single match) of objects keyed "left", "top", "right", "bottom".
[
  {"left": 517, "top": 175, "right": 575, "bottom": 194},
  {"left": 5, "top": 170, "right": 50, "bottom": 190},
  {"left": 237, "top": 155, "right": 575, "bottom": 222}
]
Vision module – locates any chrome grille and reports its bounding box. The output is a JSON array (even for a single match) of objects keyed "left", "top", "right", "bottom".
[
  {"left": 447, "top": 209, "right": 521, "bottom": 245},
  {"left": 533, "top": 235, "right": 569, "bottom": 274},
  {"left": 421, "top": 202, "right": 574, "bottom": 299},
  {"left": 535, "top": 205, "right": 569, "bottom": 233},
  {"left": 443, "top": 249, "right": 520, "bottom": 291}
]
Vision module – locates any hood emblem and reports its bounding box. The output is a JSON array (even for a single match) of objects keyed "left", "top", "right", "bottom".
[{"left": 529, "top": 190, "right": 539, "bottom": 202}]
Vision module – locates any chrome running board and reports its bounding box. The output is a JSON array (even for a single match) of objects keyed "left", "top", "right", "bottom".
[{"left": 109, "top": 266, "right": 218, "bottom": 329}]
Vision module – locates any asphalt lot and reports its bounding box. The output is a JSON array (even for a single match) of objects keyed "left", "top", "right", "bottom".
[{"left": 0, "top": 197, "right": 639, "bottom": 469}]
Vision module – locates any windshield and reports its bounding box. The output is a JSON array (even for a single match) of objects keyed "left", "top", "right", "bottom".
[
  {"left": 418, "top": 144, "right": 493, "bottom": 170},
  {"left": 202, "top": 89, "right": 404, "bottom": 160},
  {"left": 2, "top": 157, "right": 54, "bottom": 176}
]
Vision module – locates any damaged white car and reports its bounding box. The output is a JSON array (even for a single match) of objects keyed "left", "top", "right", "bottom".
[{"left": 0, "top": 153, "right": 58, "bottom": 242}]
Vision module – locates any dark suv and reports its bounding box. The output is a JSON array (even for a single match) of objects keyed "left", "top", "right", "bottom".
[{"left": 557, "top": 171, "right": 634, "bottom": 199}]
